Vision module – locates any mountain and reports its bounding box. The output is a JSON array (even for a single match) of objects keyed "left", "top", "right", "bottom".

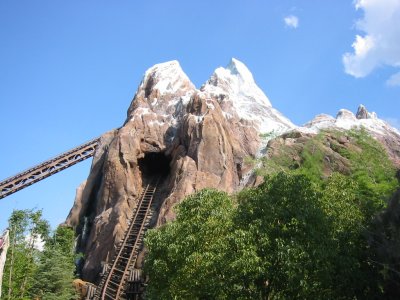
[
  {"left": 65, "top": 59, "right": 400, "bottom": 283},
  {"left": 299, "top": 105, "right": 400, "bottom": 166},
  {"left": 66, "top": 58, "right": 295, "bottom": 282},
  {"left": 201, "top": 58, "right": 295, "bottom": 134}
]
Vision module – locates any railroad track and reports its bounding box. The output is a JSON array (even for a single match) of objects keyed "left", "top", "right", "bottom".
[
  {"left": 0, "top": 137, "right": 99, "bottom": 199},
  {"left": 94, "top": 178, "right": 159, "bottom": 300}
]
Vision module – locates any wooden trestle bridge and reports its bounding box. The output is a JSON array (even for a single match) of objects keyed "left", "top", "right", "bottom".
[{"left": 0, "top": 138, "right": 159, "bottom": 299}]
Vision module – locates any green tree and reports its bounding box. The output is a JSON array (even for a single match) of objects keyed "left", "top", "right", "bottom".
[
  {"left": 2, "top": 209, "right": 50, "bottom": 300},
  {"left": 145, "top": 189, "right": 261, "bottom": 299},
  {"left": 320, "top": 173, "right": 380, "bottom": 298},
  {"left": 2, "top": 210, "right": 77, "bottom": 300},
  {"left": 237, "top": 173, "right": 382, "bottom": 299},
  {"left": 236, "top": 173, "right": 333, "bottom": 299},
  {"left": 30, "top": 225, "right": 77, "bottom": 300},
  {"left": 145, "top": 173, "right": 385, "bottom": 299},
  {"left": 367, "top": 188, "right": 400, "bottom": 299}
]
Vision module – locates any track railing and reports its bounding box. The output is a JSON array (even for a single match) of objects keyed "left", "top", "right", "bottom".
[
  {"left": 0, "top": 138, "right": 99, "bottom": 199},
  {"left": 94, "top": 178, "right": 159, "bottom": 300}
]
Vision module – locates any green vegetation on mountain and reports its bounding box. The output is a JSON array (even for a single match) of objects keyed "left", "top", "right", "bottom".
[
  {"left": 262, "top": 129, "right": 397, "bottom": 214},
  {"left": 144, "top": 129, "right": 399, "bottom": 299}
]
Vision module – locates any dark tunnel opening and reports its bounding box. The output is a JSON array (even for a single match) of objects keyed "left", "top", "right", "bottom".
[{"left": 138, "top": 152, "right": 171, "bottom": 178}]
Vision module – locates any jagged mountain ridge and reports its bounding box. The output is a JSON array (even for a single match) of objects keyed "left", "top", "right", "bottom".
[
  {"left": 201, "top": 58, "right": 295, "bottom": 133},
  {"left": 66, "top": 58, "right": 400, "bottom": 283},
  {"left": 302, "top": 104, "right": 399, "bottom": 136},
  {"left": 298, "top": 104, "right": 400, "bottom": 165}
]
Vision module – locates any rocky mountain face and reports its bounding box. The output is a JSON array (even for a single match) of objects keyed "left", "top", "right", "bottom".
[{"left": 65, "top": 59, "right": 400, "bottom": 283}]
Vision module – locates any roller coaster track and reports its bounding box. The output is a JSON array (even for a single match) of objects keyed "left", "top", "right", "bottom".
[
  {"left": 94, "top": 178, "right": 159, "bottom": 300},
  {"left": 0, "top": 138, "right": 99, "bottom": 199}
]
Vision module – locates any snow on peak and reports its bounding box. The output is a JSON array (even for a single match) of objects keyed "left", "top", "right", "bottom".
[
  {"left": 336, "top": 109, "right": 357, "bottom": 121},
  {"left": 203, "top": 58, "right": 271, "bottom": 107},
  {"left": 139, "top": 60, "right": 194, "bottom": 95},
  {"left": 356, "top": 104, "right": 377, "bottom": 120},
  {"left": 303, "top": 114, "right": 336, "bottom": 130},
  {"left": 201, "top": 58, "right": 294, "bottom": 134},
  {"left": 301, "top": 105, "right": 400, "bottom": 136},
  {"left": 226, "top": 58, "right": 256, "bottom": 83},
  {"left": 129, "top": 58, "right": 296, "bottom": 137},
  {"left": 128, "top": 60, "right": 196, "bottom": 132}
]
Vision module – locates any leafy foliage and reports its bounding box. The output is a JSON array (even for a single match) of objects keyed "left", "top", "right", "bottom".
[
  {"left": 145, "top": 189, "right": 261, "bottom": 299},
  {"left": 2, "top": 210, "right": 77, "bottom": 300},
  {"left": 261, "top": 129, "right": 397, "bottom": 211},
  {"left": 319, "top": 174, "right": 379, "bottom": 298},
  {"left": 367, "top": 188, "right": 400, "bottom": 300},
  {"left": 30, "top": 226, "right": 78, "bottom": 300},
  {"left": 236, "top": 173, "right": 331, "bottom": 299},
  {"left": 145, "top": 170, "right": 395, "bottom": 299},
  {"left": 298, "top": 135, "right": 326, "bottom": 182},
  {"left": 345, "top": 129, "right": 398, "bottom": 217},
  {"left": 2, "top": 209, "right": 50, "bottom": 300}
]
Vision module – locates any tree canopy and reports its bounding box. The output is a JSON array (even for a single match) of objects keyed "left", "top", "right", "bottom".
[
  {"left": 2, "top": 209, "right": 77, "bottom": 300},
  {"left": 145, "top": 169, "right": 397, "bottom": 299}
]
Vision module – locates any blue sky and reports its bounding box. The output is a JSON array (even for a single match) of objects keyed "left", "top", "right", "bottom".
[{"left": 1, "top": 0, "right": 399, "bottom": 230}]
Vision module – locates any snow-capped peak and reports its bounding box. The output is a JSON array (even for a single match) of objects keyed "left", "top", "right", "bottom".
[
  {"left": 301, "top": 105, "right": 400, "bottom": 137},
  {"left": 201, "top": 58, "right": 294, "bottom": 134},
  {"left": 129, "top": 58, "right": 296, "bottom": 139},
  {"left": 138, "top": 60, "right": 195, "bottom": 96},
  {"left": 204, "top": 58, "right": 272, "bottom": 108},
  {"left": 356, "top": 104, "right": 377, "bottom": 120},
  {"left": 127, "top": 60, "right": 196, "bottom": 129},
  {"left": 226, "top": 58, "right": 256, "bottom": 84},
  {"left": 336, "top": 109, "right": 357, "bottom": 121}
]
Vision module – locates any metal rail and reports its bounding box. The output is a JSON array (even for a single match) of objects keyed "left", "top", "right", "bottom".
[
  {"left": 0, "top": 138, "right": 99, "bottom": 199},
  {"left": 94, "top": 178, "right": 159, "bottom": 300}
]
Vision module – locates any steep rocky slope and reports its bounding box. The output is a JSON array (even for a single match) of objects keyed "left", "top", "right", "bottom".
[{"left": 66, "top": 59, "right": 295, "bottom": 282}]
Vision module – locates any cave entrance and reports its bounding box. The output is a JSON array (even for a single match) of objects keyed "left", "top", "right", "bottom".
[{"left": 138, "top": 152, "right": 171, "bottom": 178}]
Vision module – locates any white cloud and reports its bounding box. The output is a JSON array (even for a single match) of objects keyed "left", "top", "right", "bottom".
[
  {"left": 386, "top": 71, "right": 400, "bottom": 86},
  {"left": 284, "top": 15, "right": 299, "bottom": 29},
  {"left": 25, "top": 234, "right": 45, "bottom": 251},
  {"left": 343, "top": 0, "right": 400, "bottom": 80}
]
